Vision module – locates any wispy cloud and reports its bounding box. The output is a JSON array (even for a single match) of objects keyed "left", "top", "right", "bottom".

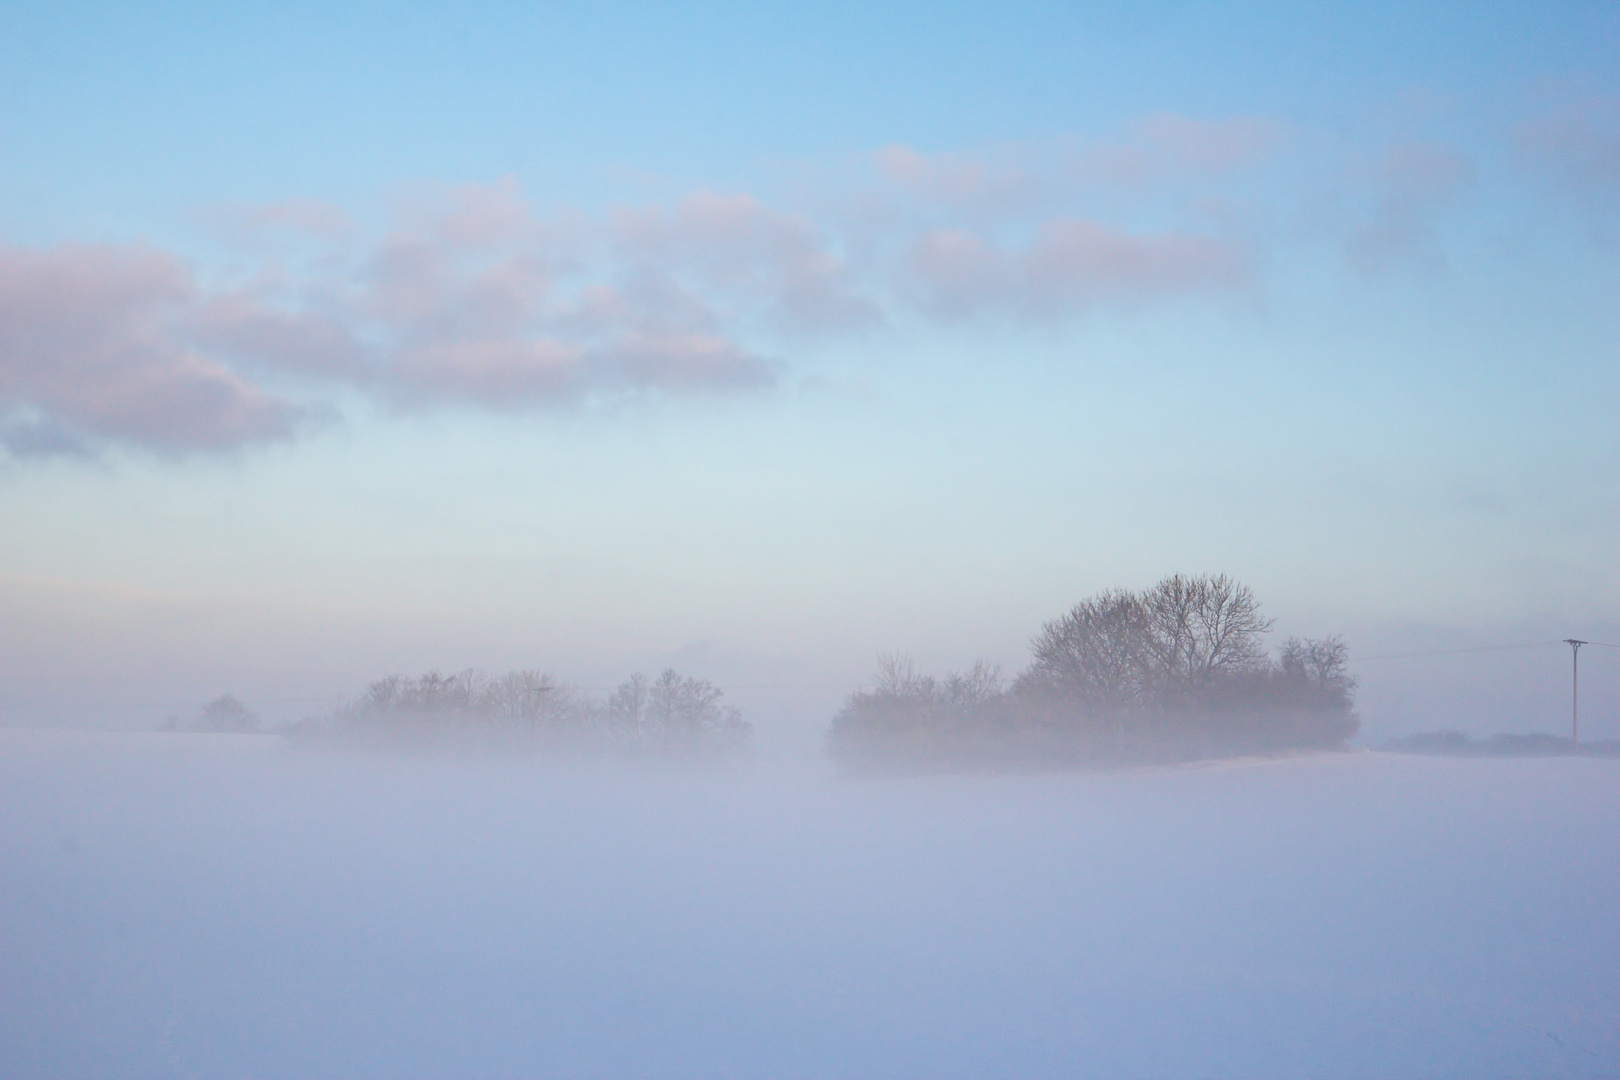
[
  {"left": 874, "top": 145, "right": 1040, "bottom": 214},
  {"left": 614, "top": 191, "right": 882, "bottom": 335},
  {"left": 1344, "top": 142, "right": 1473, "bottom": 276},
  {"left": 198, "top": 197, "right": 359, "bottom": 247},
  {"left": 594, "top": 331, "right": 774, "bottom": 393},
  {"left": 1517, "top": 95, "right": 1620, "bottom": 236},
  {"left": 873, "top": 113, "right": 1289, "bottom": 216},
  {"left": 905, "top": 220, "right": 1252, "bottom": 319},
  {"left": 1132, "top": 113, "right": 1289, "bottom": 175}
]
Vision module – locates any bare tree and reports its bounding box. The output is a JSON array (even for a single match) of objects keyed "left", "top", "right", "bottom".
[
  {"left": 1017, "top": 574, "right": 1274, "bottom": 711},
  {"left": 1142, "top": 574, "right": 1272, "bottom": 687},
  {"left": 486, "top": 670, "right": 570, "bottom": 730},
  {"left": 870, "top": 653, "right": 935, "bottom": 700},
  {"left": 944, "top": 660, "right": 1003, "bottom": 705},
  {"left": 364, "top": 675, "right": 406, "bottom": 711},
  {"left": 852, "top": 654, "right": 1002, "bottom": 710},
  {"left": 607, "top": 670, "right": 750, "bottom": 756},
  {"left": 1020, "top": 588, "right": 1154, "bottom": 708},
  {"left": 647, "top": 669, "right": 743, "bottom": 753},
  {"left": 607, "top": 673, "right": 650, "bottom": 750},
  {"left": 1279, "top": 636, "right": 1355, "bottom": 700}
]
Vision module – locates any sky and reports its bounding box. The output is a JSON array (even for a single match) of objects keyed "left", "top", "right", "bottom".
[{"left": 2, "top": 0, "right": 1618, "bottom": 740}]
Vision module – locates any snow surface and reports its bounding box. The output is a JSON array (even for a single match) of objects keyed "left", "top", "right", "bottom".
[{"left": 2, "top": 730, "right": 1617, "bottom": 1078}]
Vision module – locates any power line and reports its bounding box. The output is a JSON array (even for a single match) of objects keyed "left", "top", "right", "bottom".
[
  {"left": 1356, "top": 641, "right": 1563, "bottom": 662},
  {"left": 1, "top": 695, "right": 339, "bottom": 711}
]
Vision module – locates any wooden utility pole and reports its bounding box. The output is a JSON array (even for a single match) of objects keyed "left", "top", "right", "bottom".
[{"left": 1563, "top": 639, "right": 1587, "bottom": 745}]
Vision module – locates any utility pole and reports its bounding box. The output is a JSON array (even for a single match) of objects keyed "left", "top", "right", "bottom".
[{"left": 1564, "top": 639, "right": 1587, "bottom": 745}]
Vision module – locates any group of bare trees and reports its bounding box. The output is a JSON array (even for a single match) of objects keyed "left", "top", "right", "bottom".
[
  {"left": 829, "top": 574, "right": 1358, "bottom": 767},
  {"left": 1019, "top": 574, "right": 1351, "bottom": 712},
  {"left": 316, "top": 667, "right": 751, "bottom": 757},
  {"left": 604, "top": 670, "right": 753, "bottom": 756}
]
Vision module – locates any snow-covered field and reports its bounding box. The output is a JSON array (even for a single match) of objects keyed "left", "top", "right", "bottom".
[{"left": 3, "top": 730, "right": 1616, "bottom": 1078}]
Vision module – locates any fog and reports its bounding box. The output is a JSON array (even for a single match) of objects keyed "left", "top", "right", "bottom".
[
  {"left": 6, "top": 613, "right": 1618, "bottom": 750},
  {"left": 4, "top": 729, "right": 1617, "bottom": 1078}
]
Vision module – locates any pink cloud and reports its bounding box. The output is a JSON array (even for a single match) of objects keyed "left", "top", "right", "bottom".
[
  {"left": 81, "top": 352, "right": 303, "bottom": 451},
  {"left": 385, "top": 331, "right": 773, "bottom": 407},
  {"left": 1026, "top": 220, "right": 1250, "bottom": 301},
  {"left": 322, "top": 185, "right": 780, "bottom": 406},
  {"left": 350, "top": 180, "right": 576, "bottom": 364},
  {"left": 905, "top": 220, "right": 1251, "bottom": 319},
  {"left": 363, "top": 233, "right": 554, "bottom": 338},
  {"left": 0, "top": 243, "right": 302, "bottom": 452},
  {"left": 615, "top": 191, "right": 881, "bottom": 334},
  {"left": 550, "top": 272, "right": 720, "bottom": 339},
  {"left": 390, "top": 338, "right": 584, "bottom": 405},
  {"left": 191, "top": 289, "right": 368, "bottom": 378}
]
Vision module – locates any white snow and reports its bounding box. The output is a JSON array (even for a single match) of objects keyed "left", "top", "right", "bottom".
[{"left": 3, "top": 729, "right": 1616, "bottom": 1078}]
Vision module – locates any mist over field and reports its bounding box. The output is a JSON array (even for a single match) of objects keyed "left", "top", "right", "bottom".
[
  {"left": 3, "top": 729, "right": 1617, "bottom": 1078},
  {"left": 4, "top": 1, "right": 1619, "bottom": 1076}
]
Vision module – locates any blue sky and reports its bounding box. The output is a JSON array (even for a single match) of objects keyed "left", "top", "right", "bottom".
[{"left": 2, "top": 0, "right": 1617, "bottom": 741}]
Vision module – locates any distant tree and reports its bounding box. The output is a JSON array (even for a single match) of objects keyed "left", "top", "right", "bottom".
[
  {"left": 1142, "top": 573, "right": 1272, "bottom": 688},
  {"left": 828, "top": 575, "right": 1359, "bottom": 769},
  {"left": 871, "top": 652, "right": 934, "bottom": 700},
  {"left": 196, "top": 694, "right": 259, "bottom": 733},
  {"left": 607, "top": 673, "right": 651, "bottom": 750},
  {"left": 1019, "top": 589, "right": 1153, "bottom": 711},
  {"left": 1018, "top": 574, "right": 1273, "bottom": 713},
  {"left": 486, "top": 670, "right": 572, "bottom": 730},
  {"left": 1278, "top": 635, "right": 1355, "bottom": 703},
  {"left": 943, "top": 660, "right": 1004, "bottom": 705},
  {"left": 313, "top": 665, "right": 751, "bottom": 758},
  {"left": 827, "top": 654, "right": 1011, "bottom": 764},
  {"left": 854, "top": 654, "right": 1002, "bottom": 710},
  {"left": 643, "top": 669, "right": 752, "bottom": 756}
]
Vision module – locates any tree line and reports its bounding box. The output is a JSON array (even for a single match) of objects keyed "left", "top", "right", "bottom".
[
  {"left": 291, "top": 667, "right": 752, "bottom": 758},
  {"left": 827, "top": 574, "right": 1358, "bottom": 769}
]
